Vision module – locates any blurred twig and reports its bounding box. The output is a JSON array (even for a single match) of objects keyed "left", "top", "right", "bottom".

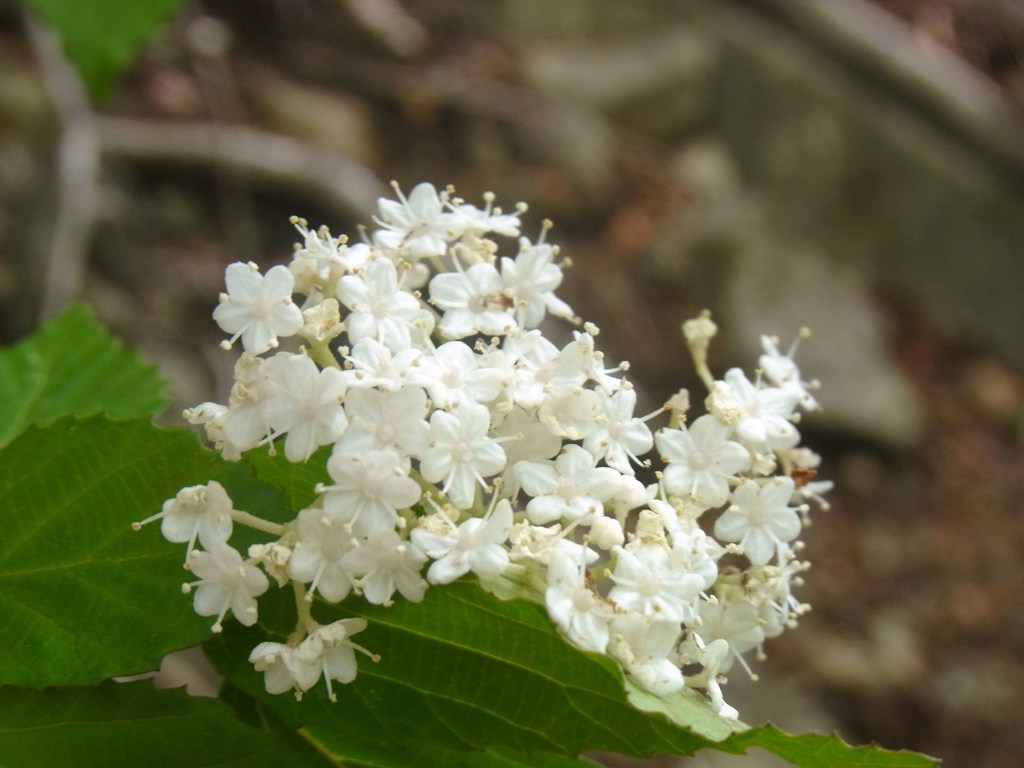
[
  {"left": 97, "top": 117, "right": 386, "bottom": 218},
  {"left": 26, "top": 13, "right": 99, "bottom": 323}
]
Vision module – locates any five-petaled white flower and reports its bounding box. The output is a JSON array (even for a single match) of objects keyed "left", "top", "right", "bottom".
[
  {"left": 657, "top": 414, "right": 750, "bottom": 507},
  {"left": 714, "top": 478, "right": 802, "bottom": 566},
  {"left": 184, "top": 542, "right": 269, "bottom": 632},
  {"left": 412, "top": 499, "right": 513, "bottom": 585},
  {"left": 419, "top": 402, "right": 506, "bottom": 510},
  {"left": 135, "top": 481, "right": 233, "bottom": 561},
  {"left": 213, "top": 262, "right": 303, "bottom": 354}
]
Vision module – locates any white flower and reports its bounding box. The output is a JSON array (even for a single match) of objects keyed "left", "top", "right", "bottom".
[
  {"left": 714, "top": 478, "right": 801, "bottom": 566},
  {"left": 135, "top": 481, "right": 233, "bottom": 559},
  {"left": 249, "top": 618, "right": 376, "bottom": 702},
  {"left": 414, "top": 499, "right": 513, "bottom": 584},
  {"left": 429, "top": 262, "right": 517, "bottom": 339},
  {"left": 582, "top": 386, "right": 654, "bottom": 475},
  {"left": 288, "top": 506, "right": 355, "bottom": 602},
  {"left": 695, "top": 600, "right": 765, "bottom": 676},
  {"left": 500, "top": 240, "right": 573, "bottom": 329},
  {"left": 336, "top": 257, "right": 433, "bottom": 351},
  {"left": 288, "top": 218, "right": 370, "bottom": 295},
  {"left": 451, "top": 190, "right": 522, "bottom": 238},
  {"left": 504, "top": 330, "right": 585, "bottom": 408},
  {"left": 343, "top": 529, "right": 428, "bottom": 606},
  {"left": 262, "top": 353, "right": 348, "bottom": 462},
  {"left": 341, "top": 387, "right": 430, "bottom": 457},
  {"left": 185, "top": 543, "right": 269, "bottom": 632},
  {"left": 490, "top": 405, "right": 562, "bottom": 470},
  {"left": 306, "top": 619, "right": 376, "bottom": 700},
  {"left": 721, "top": 368, "right": 800, "bottom": 452},
  {"left": 374, "top": 182, "right": 465, "bottom": 259},
  {"left": 421, "top": 340, "right": 506, "bottom": 409},
  {"left": 342, "top": 338, "right": 429, "bottom": 391},
  {"left": 656, "top": 414, "right": 750, "bottom": 507},
  {"left": 759, "top": 332, "right": 818, "bottom": 409},
  {"left": 516, "top": 444, "right": 621, "bottom": 525},
  {"left": 608, "top": 613, "right": 684, "bottom": 695},
  {"left": 608, "top": 543, "right": 705, "bottom": 623},
  {"left": 321, "top": 448, "right": 422, "bottom": 537},
  {"left": 249, "top": 641, "right": 318, "bottom": 695},
  {"left": 419, "top": 402, "right": 506, "bottom": 510},
  {"left": 538, "top": 386, "right": 602, "bottom": 441},
  {"left": 684, "top": 637, "right": 739, "bottom": 720},
  {"left": 213, "top": 262, "right": 303, "bottom": 354},
  {"left": 544, "top": 549, "right": 612, "bottom": 653}
]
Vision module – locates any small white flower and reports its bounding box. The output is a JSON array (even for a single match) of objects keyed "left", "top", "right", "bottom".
[
  {"left": 342, "top": 338, "right": 429, "bottom": 391},
  {"left": 249, "top": 641, "right": 318, "bottom": 696},
  {"left": 135, "top": 481, "right": 233, "bottom": 560},
  {"left": 288, "top": 506, "right": 355, "bottom": 602},
  {"left": 500, "top": 240, "right": 573, "bottom": 329},
  {"left": 714, "top": 478, "right": 802, "bottom": 566},
  {"left": 341, "top": 387, "right": 430, "bottom": 457},
  {"left": 413, "top": 499, "right": 513, "bottom": 584},
  {"left": 185, "top": 543, "right": 269, "bottom": 632},
  {"left": 656, "top": 414, "right": 750, "bottom": 507},
  {"left": 608, "top": 613, "right": 684, "bottom": 695},
  {"left": 249, "top": 618, "right": 376, "bottom": 702},
  {"left": 307, "top": 618, "right": 377, "bottom": 700},
  {"left": 343, "top": 529, "right": 428, "bottom": 606},
  {"left": 516, "top": 444, "right": 620, "bottom": 525},
  {"left": 429, "top": 262, "right": 517, "bottom": 339},
  {"left": 419, "top": 403, "right": 506, "bottom": 510},
  {"left": 337, "top": 257, "right": 433, "bottom": 351},
  {"left": 695, "top": 600, "right": 766, "bottom": 676},
  {"left": 374, "top": 182, "right": 465, "bottom": 259},
  {"left": 538, "top": 386, "right": 602, "bottom": 441},
  {"left": 544, "top": 549, "right": 612, "bottom": 653},
  {"left": 582, "top": 386, "right": 654, "bottom": 476},
  {"left": 213, "top": 262, "right": 303, "bottom": 354},
  {"left": 451, "top": 190, "right": 522, "bottom": 238},
  {"left": 721, "top": 368, "right": 800, "bottom": 452},
  {"left": 321, "top": 448, "right": 422, "bottom": 537},
  {"left": 759, "top": 331, "right": 818, "bottom": 409},
  {"left": 608, "top": 543, "right": 705, "bottom": 623},
  {"left": 262, "top": 353, "right": 348, "bottom": 463},
  {"left": 421, "top": 340, "right": 506, "bottom": 409}
]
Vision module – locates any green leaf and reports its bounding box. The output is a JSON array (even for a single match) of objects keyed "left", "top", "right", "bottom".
[
  {"left": 243, "top": 444, "right": 332, "bottom": 511},
  {"left": 22, "top": 0, "right": 184, "bottom": 101},
  {"left": 206, "top": 581, "right": 938, "bottom": 768},
  {"left": 0, "top": 416, "right": 222, "bottom": 686},
  {"left": 0, "top": 681, "right": 302, "bottom": 768},
  {"left": 0, "top": 304, "right": 166, "bottom": 448}
]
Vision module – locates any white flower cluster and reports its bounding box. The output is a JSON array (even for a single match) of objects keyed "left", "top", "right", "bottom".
[{"left": 136, "top": 182, "right": 830, "bottom": 716}]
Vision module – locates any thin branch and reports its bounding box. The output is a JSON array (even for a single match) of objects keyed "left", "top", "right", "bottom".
[
  {"left": 26, "top": 13, "right": 100, "bottom": 322},
  {"left": 97, "top": 117, "right": 386, "bottom": 220}
]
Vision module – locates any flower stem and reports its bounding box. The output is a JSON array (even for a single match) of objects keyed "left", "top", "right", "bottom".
[{"left": 231, "top": 509, "right": 286, "bottom": 536}]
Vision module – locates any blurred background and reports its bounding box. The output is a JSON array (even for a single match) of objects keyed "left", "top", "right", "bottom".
[{"left": 2, "top": 1, "right": 1023, "bottom": 766}]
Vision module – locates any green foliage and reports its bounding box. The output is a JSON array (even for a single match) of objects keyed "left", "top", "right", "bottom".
[
  {"left": 0, "top": 417, "right": 220, "bottom": 685},
  {"left": 0, "top": 309, "right": 938, "bottom": 767},
  {"left": 204, "top": 581, "right": 937, "bottom": 768},
  {"left": 21, "top": 0, "right": 184, "bottom": 101},
  {"left": 0, "top": 682, "right": 303, "bottom": 768},
  {"left": 0, "top": 304, "right": 165, "bottom": 448}
]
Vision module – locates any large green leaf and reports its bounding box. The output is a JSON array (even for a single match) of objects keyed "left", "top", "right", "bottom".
[
  {"left": 0, "top": 304, "right": 166, "bottom": 448},
  {"left": 206, "top": 581, "right": 938, "bottom": 768},
  {"left": 22, "top": 0, "right": 184, "bottom": 101},
  {"left": 0, "top": 416, "right": 222, "bottom": 686},
  {"left": 0, "top": 681, "right": 302, "bottom": 768}
]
